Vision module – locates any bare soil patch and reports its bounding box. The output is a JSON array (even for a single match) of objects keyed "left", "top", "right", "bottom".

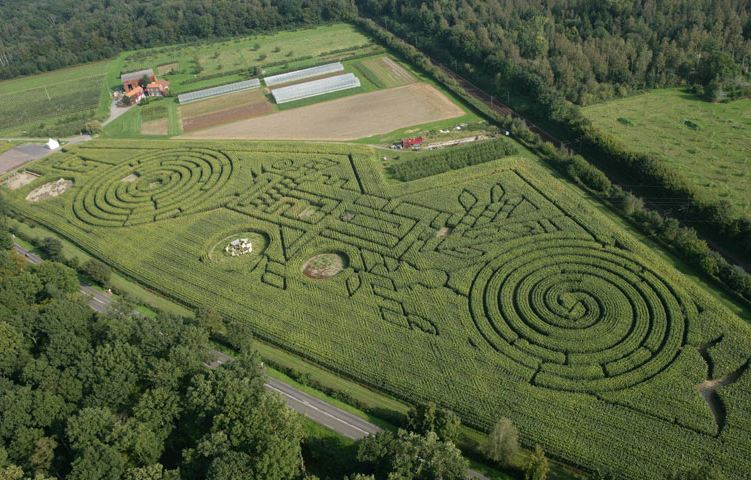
[
  {"left": 436, "top": 226, "right": 452, "bottom": 238},
  {"left": 26, "top": 178, "right": 72, "bottom": 202},
  {"left": 180, "top": 90, "right": 275, "bottom": 132},
  {"left": 157, "top": 63, "right": 179, "bottom": 75},
  {"left": 302, "top": 253, "right": 347, "bottom": 279},
  {"left": 4, "top": 171, "right": 39, "bottom": 190},
  {"left": 183, "top": 101, "right": 274, "bottom": 132},
  {"left": 121, "top": 173, "right": 140, "bottom": 183},
  {"left": 181, "top": 84, "right": 464, "bottom": 141},
  {"left": 298, "top": 206, "right": 317, "bottom": 220},
  {"left": 141, "top": 119, "right": 168, "bottom": 135},
  {"left": 180, "top": 90, "right": 268, "bottom": 117}
]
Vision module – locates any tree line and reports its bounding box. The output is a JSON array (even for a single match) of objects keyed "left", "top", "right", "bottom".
[
  {"left": 358, "top": 0, "right": 751, "bottom": 105},
  {"left": 0, "top": 0, "right": 357, "bottom": 80},
  {"left": 389, "top": 138, "right": 518, "bottom": 181}
]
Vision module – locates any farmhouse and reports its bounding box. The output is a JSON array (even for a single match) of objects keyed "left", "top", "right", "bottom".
[
  {"left": 146, "top": 79, "right": 170, "bottom": 96},
  {"left": 121, "top": 69, "right": 156, "bottom": 91},
  {"left": 123, "top": 86, "right": 144, "bottom": 104}
]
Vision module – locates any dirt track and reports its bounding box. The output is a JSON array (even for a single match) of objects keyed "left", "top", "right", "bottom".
[{"left": 180, "top": 84, "right": 464, "bottom": 141}]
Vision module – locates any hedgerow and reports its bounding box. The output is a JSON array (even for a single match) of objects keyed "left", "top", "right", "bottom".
[
  {"left": 389, "top": 138, "right": 518, "bottom": 181},
  {"left": 6, "top": 140, "right": 751, "bottom": 479}
]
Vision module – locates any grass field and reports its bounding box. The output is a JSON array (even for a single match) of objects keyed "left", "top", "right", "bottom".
[
  {"left": 102, "top": 99, "right": 181, "bottom": 138},
  {"left": 0, "top": 61, "right": 109, "bottom": 137},
  {"left": 5, "top": 138, "right": 751, "bottom": 479},
  {"left": 115, "top": 24, "right": 377, "bottom": 94},
  {"left": 583, "top": 89, "right": 751, "bottom": 216}
]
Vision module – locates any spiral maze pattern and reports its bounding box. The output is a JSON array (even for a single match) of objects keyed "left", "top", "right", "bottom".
[
  {"left": 73, "top": 148, "right": 233, "bottom": 227},
  {"left": 470, "top": 238, "right": 689, "bottom": 392}
]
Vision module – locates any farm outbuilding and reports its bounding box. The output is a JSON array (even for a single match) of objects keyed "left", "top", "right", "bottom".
[
  {"left": 123, "top": 86, "right": 144, "bottom": 104},
  {"left": 146, "top": 79, "right": 170, "bottom": 96},
  {"left": 121, "top": 69, "right": 156, "bottom": 91},
  {"left": 402, "top": 137, "right": 424, "bottom": 148}
]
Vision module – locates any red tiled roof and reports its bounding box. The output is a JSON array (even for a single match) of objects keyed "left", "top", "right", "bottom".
[
  {"left": 124, "top": 86, "right": 143, "bottom": 97},
  {"left": 147, "top": 80, "right": 170, "bottom": 89},
  {"left": 402, "top": 137, "right": 424, "bottom": 147}
]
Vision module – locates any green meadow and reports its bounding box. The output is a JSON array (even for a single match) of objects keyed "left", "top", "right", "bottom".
[{"left": 584, "top": 89, "right": 751, "bottom": 216}]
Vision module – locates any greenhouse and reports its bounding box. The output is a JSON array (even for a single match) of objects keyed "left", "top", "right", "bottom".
[
  {"left": 264, "top": 62, "right": 344, "bottom": 87},
  {"left": 177, "top": 79, "right": 261, "bottom": 104},
  {"left": 271, "top": 73, "right": 361, "bottom": 104}
]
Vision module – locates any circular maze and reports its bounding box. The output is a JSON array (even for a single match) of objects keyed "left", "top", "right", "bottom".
[
  {"left": 74, "top": 148, "right": 233, "bottom": 227},
  {"left": 469, "top": 238, "right": 689, "bottom": 393}
]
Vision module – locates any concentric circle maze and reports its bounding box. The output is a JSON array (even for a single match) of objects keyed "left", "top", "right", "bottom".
[
  {"left": 470, "top": 238, "right": 688, "bottom": 392},
  {"left": 73, "top": 148, "right": 233, "bottom": 227}
]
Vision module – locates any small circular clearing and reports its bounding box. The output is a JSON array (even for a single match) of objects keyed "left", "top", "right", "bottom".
[
  {"left": 207, "top": 232, "right": 268, "bottom": 263},
  {"left": 302, "top": 253, "right": 347, "bottom": 279}
]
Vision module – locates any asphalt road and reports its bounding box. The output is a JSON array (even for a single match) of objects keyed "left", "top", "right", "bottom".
[
  {"left": 13, "top": 243, "right": 489, "bottom": 478},
  {"left": 207, "top": 351, "right": 490, "bottom": 479}
]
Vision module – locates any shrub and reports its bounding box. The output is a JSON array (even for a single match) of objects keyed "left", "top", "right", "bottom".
[{"left": 83, "top": 258, "right": 112, "bottom": 287}]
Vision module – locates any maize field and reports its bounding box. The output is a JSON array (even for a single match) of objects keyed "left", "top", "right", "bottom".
[{"left": 6, "top": 139, "right": 751, "bottom": 479}]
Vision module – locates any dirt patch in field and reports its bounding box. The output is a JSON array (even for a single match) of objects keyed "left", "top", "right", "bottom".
[
  {"left": 157, "top": 63, "right": 179, "bottom": 75},
  {"left": 180, "top": 84, "right": 464, "bottom": 141},
  {"left": 183, "top": 101, "right": 274, "bottom": 132},
  {"left": 121, "top": 173, "right": 140, "bottom": 183},
  {"left": 141, "top": 119, "right": 169, "bottom": 135},
  {"left": 298, "top": 206, "right": 317, "bottom": 220},
  {"left": 180, "top": 90, "right": 275, "bottom": 132},
  {"left": 4, "top": 171, "right": 40, "bottom": 190},
  {"left": 302, "top": 253, "right": 347, "bottom": 279},
  {"left": 436, "top": 226, "right": 452, "bottom": 238},
  {"left": 26, "top": 178, "right": 72, "bottom": 202}
]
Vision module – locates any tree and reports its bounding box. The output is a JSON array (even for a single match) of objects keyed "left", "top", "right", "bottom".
[
  {"left": 182, "top": 353, "right": 304, "bottom": 479},
  {"left": 39, "top": 237, "right": 63, "bottom": 262},
  {"left": 483, "top": 418, "right": 520, "bottom": 466},
  {"left": 124, "top": 464, "right": 179, "bottom": 480},
  {"left": 358, "top": 430, "right": 467, "bottom": 480},
  {"left": 83, "top": 258, "right": 112, "bottom": 287},
  {"left": 196, "top": 308, "right": 227, "bottom": 338},
  {"left": 524, "top": 445, "right": 549, "bottom": 480},
  {"left": 139, "top": 75, "right": 152, "bottom": 89},
  {"left": 82, "top": 121, "right": 102, "bottom": 135},
  {"left": 0, "top": 322, "right": 23, "bottom": 376},
  {"left": 406, "top": 402, "right": 461, "bottom": 443},
  {"left": 33, "top": 261, "right": 79, "bottom": 297}
]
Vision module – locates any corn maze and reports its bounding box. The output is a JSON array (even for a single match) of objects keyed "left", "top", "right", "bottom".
[
  {"left": 7, "top": 140, "right": 751, "bottom": 479},
  {"left": 73, "top": 148, "right": 233, "bottom": 227}
]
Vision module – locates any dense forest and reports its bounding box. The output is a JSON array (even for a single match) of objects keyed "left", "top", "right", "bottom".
[
  {"left": 0, "top": 0, "right": 356, "bottom": 79},
  {"left": 358, "top": 0, "right": 751, "bottom": 104}
]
